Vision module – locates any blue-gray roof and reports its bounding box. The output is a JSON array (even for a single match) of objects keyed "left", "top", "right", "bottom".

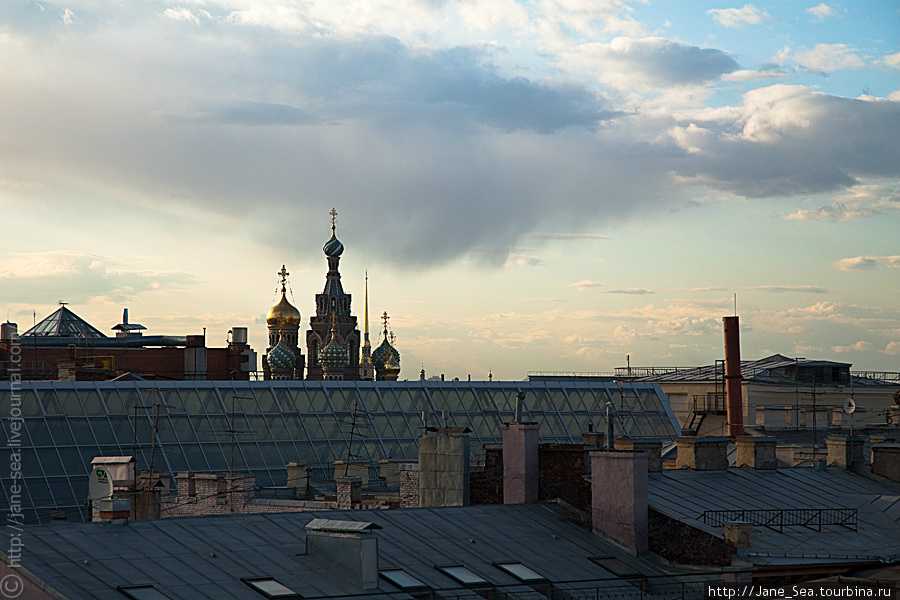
[
  {"left": 2, "top": 504, "right": 716, "bottom": 600},
  {"left": 647, "top": 466, "right": 900, "bottom": 565}
]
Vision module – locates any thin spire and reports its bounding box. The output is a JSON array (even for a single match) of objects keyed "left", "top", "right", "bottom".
[
  {"left": 330, "top": 207, "right": 338, "bottom": 235},
  {"left": 363, "top": 271, "right": 370, "bottom": 345}
]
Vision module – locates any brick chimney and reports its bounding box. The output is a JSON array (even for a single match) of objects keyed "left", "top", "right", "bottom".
[
  {"left": 286, "top": 461, "right": 309, "bottom": 499},
  {"left": 305, "top": 519, "right": 381, "bottom": 590},
  {"left": 676, "top": 436, "right": 730, "bottom": 470},
  {"left": 590, "top": 451, "right": 648, "bottom": 552},
  {"left": 735, "top": 437, "right": 777, "bottom": 470},
  {"left": 723, "top": 316, "right": 744, "bottom": 437},
  {"left": 502, "top": 421, "right": 540, "bottom": 504},
  {"left": 96, "top": 498, "right": 131, "bottom": 523},
  {"left": 615, "top": 438, "right": 662, "bottom": 472},
  {"left": 337, "top": 477, "right": 362, "bottom": 509},
  {"left": 418, "top": 428, "right": 471, "bottom": 507},
  {"left": 871, "top": 444, "right": 900, "bottom": 482},
  {"left": 826, "top": 436, "right": 865, "bottom": 468}
]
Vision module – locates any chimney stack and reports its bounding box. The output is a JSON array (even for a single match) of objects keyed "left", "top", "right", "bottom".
[
  {"left": 614, "top": 438, "right": 663, "bottom": 472},
  {"left": 590, "top": 451, "right": 649, "bottom": 552},
  {"left": 676, "top": 436, "right": 730, "bottom": 470},
  {"left": 735, "top": 437, "right": 777, "bottom": 470},
  {"left": 305, "top": 519, "right": 381, "bottom": 590},
  {"left": 502, "top": 420, "right": 540, "bottom": 504},
  {"left": 826, "top": 436, "right": 865, "bottom": 468},
  {"left": 723, "top": 316, "right": 744, "bottom": 437},
  {"left": 418, "top": 428, "right": 471, "bottom": 506}
]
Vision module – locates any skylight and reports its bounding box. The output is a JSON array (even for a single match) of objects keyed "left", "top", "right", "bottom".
[
  {"left": 436, "top": 565, "right": 489, "bottom": 586},
  {"left": 495, "top": 562, "right": 545, "bottom": 582},
  {"left": 380, "top": 569, "right": 429, "bottom": 590},
  {"left": 118, "top": 586, "right": 173, "bottom": 600},
  {"left": 590, "top": 556, "right": 642, "bottom": 578},
  {"left": 241, "top": 578, "right": 302, "bottom": 599}
]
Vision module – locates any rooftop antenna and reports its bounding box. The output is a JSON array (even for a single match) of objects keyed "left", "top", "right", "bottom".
[
  {"left": 342, "top": 401, "right": 370, "bottom": 477},
  {"left": 733, "top": 293, "right": 737, "bottom": 317}
]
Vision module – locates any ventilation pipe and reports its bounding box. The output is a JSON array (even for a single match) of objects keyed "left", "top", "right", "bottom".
[{"left": 723, "top": 316, "right": 744, "bottom": 437}]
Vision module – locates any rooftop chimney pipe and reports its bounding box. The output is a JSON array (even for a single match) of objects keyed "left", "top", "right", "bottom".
[{"left": 723, "top": 316, "right": 744, "bottom": 437}]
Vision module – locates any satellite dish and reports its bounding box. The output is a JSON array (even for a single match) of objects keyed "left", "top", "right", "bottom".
[
  {"left": 88, "top": 467, "right": 113, "bottom": 501},
  {"left": 843, "top": 398, "right": 856, "bottom": 415}
]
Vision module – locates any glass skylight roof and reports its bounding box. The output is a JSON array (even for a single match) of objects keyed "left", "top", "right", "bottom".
[
  {"left": 19, "top": 306, "right": 107, "bottom": 338},
  {"left": 118, "top": 586, "right": 173, "bottom": 600},
  {"left": 495, "top": 562, "right": 545, "bottom": 582},
  {"left": 0, "top": 380, "right": 679, "bottom": 524},
  {"left": 436, "top": 565, "right": 489, "bottom": 586},
  {"left": 242, "top": 578, "right": 301, "bottom": 598},
  {"left": 380, "top": 569, "right": 428, "bottom": 590}
]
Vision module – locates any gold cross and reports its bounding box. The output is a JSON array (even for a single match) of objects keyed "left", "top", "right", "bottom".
[
  {"left": 278, "top": 265, "right": 289, "bottom": 292},
  {"left": 330, "top": 207, "right": 338, "bottom": 233}
]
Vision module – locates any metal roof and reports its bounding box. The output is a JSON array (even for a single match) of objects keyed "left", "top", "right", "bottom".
[
  {"left": 647, "top": 466, "right": 900, "bottom": 565},
  {"left": 1, "top": 504, "right": 717, "bottom": 600}
]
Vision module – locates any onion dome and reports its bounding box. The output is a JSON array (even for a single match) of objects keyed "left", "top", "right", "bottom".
[
  {"left": 319, "top": 318, "right": 349, "bottom": 369},
  {"left": 372, "top": 337, "right": 400, "bottom": 369},
  {"left": 323, "top": 233, "right": 344, "bottom": 257},
  {"left": 267, "top": 266, "right": 301, "bottom": 326},
  {"left": 323, "top": 207, "right": 345, "bottom": 257},
  {"left": 267, "top": 292, "right": 301, "bottom": 327},
  {"left": 268, "top": 335, "right": 297, "bottom": 370}
]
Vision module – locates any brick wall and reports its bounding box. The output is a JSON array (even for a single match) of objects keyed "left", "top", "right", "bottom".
[
  {"left": 648, "top": 508, "right": 734, "bottom": 566},
  {"left": 470, "top": 444, "right": 589, "bottom": 509},
  {"left": 538, "top": 444, "right": 590, "bottom": 511},
  {"left": 399, "top": 466, "right": 419, "bottom": 508},
  {"left": 162, "top": 473, "right": 335, "bottom": 518}
]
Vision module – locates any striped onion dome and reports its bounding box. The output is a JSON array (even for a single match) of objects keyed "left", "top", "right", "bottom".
[
  {"left": 268, "top": 336, "right": 296, "bottom": 370},
  {"left": 323, "top": 233, "right": 344, "bottom": 257},
  {"left": 319, "top": 334, "right": 349, "bottom": 369},
  {"left": 372, "top": 338, "right": 400, "bottom": 369}
]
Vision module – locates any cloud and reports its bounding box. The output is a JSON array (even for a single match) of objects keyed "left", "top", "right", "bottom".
[
  {"left": 779, "top": 202, "right": 881, "bottom": 221},
  {"left": 607, "top": 288, "right": 656, "bottom": 295},
  {"left": 885, "top": 341, "right": 900, "bottom": 356},
  {"left": 832, "top": 341, "right": 872, "bottom": 353},
  {"left": 564, "top": 37, "right": 740, "bottom": 89},
  {"left": 525, "top": 232, "right": 611, "bottom": 241},
  {"left": 0, "top": 251, "right": 197, "bottom": 304},
  {"left": 793, "top": 44, "right": 865, "bottom": 72},
  {"left": 569, "top": 280, "right": 604, "bottom": 292},
  {"left": 805, "top": 3, "right": 836, "bottom": 21},
  {"left": 61, "top": 8, "right": 74, "bottom": 25},
  {"left": 833, "top": 256, "right": 900, "bottom": 271},
  {"left": 744, "top": 286, "right": 834, "bottom": 294},
  {"left": 707, "top": 5, "right": 772, "bottom": 28},
  {"left": 882, "top": 52, "right": 900, "bottom": 71}
]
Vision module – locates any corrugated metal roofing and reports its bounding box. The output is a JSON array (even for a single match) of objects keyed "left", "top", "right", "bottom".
[{"left": 647, "top": 466, "right": 900, "bottom": 565}]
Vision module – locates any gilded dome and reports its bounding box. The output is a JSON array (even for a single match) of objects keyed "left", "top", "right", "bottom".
[
  {"left": 268, "top": 336, "right": 296, "bottom": 370},
  {"left": 267, "top": 293, "right": 301, "bottom": 327}
]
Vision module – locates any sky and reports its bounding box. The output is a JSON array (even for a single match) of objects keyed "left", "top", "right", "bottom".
[{"left": 1, "top": 0, "right": 898, "bottom": 380}]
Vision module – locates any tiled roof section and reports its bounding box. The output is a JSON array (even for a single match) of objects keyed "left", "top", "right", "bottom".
[
  {"left": 11, "top": 504, "right": 678, "bottom": 600},
  {"left": 647, "top": 467, "right": 900, "bottom": 564},
  {"left": 19, "top": 305, "right": 107, "bottom": 338}
]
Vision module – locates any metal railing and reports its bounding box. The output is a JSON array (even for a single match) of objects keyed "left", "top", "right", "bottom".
[{"left": 700, "top": 508, "right": 858, "bottom": 532}]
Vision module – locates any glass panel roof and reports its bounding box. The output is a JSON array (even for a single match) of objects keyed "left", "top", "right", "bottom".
[
  {"left": 495, "top": 562, "right": 545, "bottom": 582},
  {"left": 242, "top": 578, "right": 301, "bottom": 598},
  {"left": 436, "top": 565, "right": 489, "bottom": 586},
  {"left": 1, "top": 380, "right": 678, "bottom": 524},
  {"left": 380, "top": 569, "right": 428, "bottom": 590},
  {"left": 20, "top": 306, "right": 107, "bottom": 338}
]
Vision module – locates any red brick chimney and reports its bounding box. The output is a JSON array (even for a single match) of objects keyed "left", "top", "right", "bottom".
[{"left": 723, "top": 316, "right": 744, "bottom": 437}]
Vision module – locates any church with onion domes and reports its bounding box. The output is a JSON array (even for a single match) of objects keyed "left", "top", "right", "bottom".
[{"left": 262, "top": 208, "right": 401, "bottom": 381}]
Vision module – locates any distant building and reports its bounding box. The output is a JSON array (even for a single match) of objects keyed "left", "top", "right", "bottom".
[{"left": 0, "top": 305, "right": 256, "bottom": 381}]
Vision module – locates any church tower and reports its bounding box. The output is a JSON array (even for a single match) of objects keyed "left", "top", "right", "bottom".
[
  {"left": 358, "top": 273, "right": 375, "bottom": 381},
  {"left": 263, "top": 266, "right": 304, "bottom": 380},
  {"left": 306, "top": 209, "right": 361, "bottom": 380},
  {"left": 372, "top": 311, "right": 401, "bottom": 381}
]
